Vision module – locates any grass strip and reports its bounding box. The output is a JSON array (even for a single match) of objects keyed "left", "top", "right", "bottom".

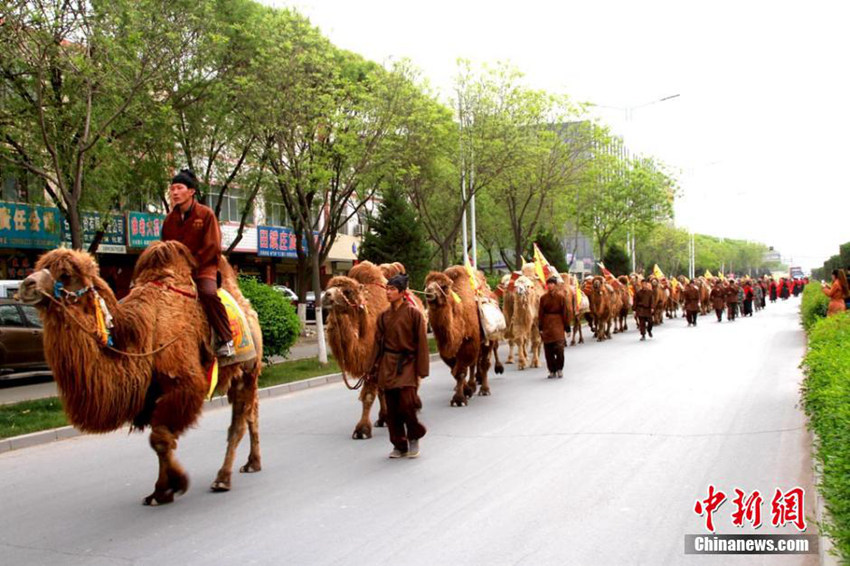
[
  {"left": 1, "top": 337, "right": 440, "bottom": 440},
  {"left": 801, "top": 311, "right": 850, "bottom": 561}
]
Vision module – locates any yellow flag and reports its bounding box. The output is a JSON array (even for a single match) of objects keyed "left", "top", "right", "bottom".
[
  {"left": 704, "top": 270, "right": 713, "bottom": 279},
  {"left": 670, "top": 277, "right": 679, "bottom": 289},
  {"left": 574, "top": 281, "right": 583, "bottom": 311},
  {"left": 653, "top": 264, "right": 665, "bottom": 280},
  {"left": 533, "top": 243, "right": 551, "bottom": 285},
  {"left": 206, "top": 359, "right": 219, "bottom": 401},
  {"left": 718, "top": 271, "right": 725, "bottom": 280},
  {"left": 464, "top": 257, "right": 479, "bottom": 293}
]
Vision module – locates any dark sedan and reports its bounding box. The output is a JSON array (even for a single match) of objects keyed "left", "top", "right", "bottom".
[{"left": 0, "top": 298, "right": 47, "bottom": 375}]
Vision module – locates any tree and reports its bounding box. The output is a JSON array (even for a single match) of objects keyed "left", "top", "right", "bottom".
[
  {"left": 571, "top": 126, "right": 676, "bottom": 261},
  {"left": 358, "top": 186, "right": 431, "bottom": 289},
  {"left": 602, "top": 244, "right": 630, "bottom": 276},
  {"left": 0, "top": 0, "right": 206, "bottom": 249},
  {"left": 530, "top": 229, "right": 569, "bottom": 273}
]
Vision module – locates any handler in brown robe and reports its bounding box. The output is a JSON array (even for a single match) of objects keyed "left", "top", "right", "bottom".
[
  {"left": 369, "top": 274, "right": 430, "bottom": 459},
  {"left": 725, "top": 280, "right": 739, "bottom": 321},
  {"left": 683, "top": 281, "right": 700, "bottom": 326},
  {"left": 633, "top": 279, "right": 655, "bottom": 340},
  {"left": 161, "top": 169, "right": 234, "bottom": 356},
  {"left": 538, "top": 275, "right": 570, "bottom": 379},
  {"left": 710, "top": 281, "right": 726, "bottom": 322}
]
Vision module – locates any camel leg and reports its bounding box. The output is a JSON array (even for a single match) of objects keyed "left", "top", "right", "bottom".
[
  {"left": 212, "top": 386, "right": 255, "bottom": 492},
  {"left": 530, "top": 329, "right": 541, "bottom": 368},
  {"left": 505, "top": 340, "right": 515, "bottom": 364},
  {"left": 491, "top": 341, "right": 504, "bottom": 374},
  {"left": 352, "top": 380, "right": 378, "bottom": 439},
  {"left": 145, "top": 425, "right": 188, "bottom": 506},
  {"left": 517, "top": 336, "right": 527, "bottom": 370},
  {"left": 477, "top": 344, "right": 492, "bottom": 396},
  {"left": 464, "top": 365, "right": 477, "bottom": 398},
  {"left": 451, "top": 365, "right": 468, "bottom": 407},
  {"left": 376, "top": 389, "right": 388, "bottom": 427},
  {"left": 241, "top": 388, "right": 262, "bottom": 473}
]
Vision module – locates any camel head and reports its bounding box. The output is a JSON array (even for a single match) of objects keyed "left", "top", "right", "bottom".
[
  {"left": 18, "top": 248, "right": 103, "bottom": 307},
  {"left": 132, "top": 240, "right": 197, "bottom": 286},
  {"left": 650, "top": 277, "right": 659, "bottom": 289},
  {"left": 592, "top": 276, "right": 604, "bottom": 294},
  {"left": 323, "top": 275, "right": 366, "bottom": 312},
  {"left": 424, "top": 271, "right": 453, "bottom": 307}
]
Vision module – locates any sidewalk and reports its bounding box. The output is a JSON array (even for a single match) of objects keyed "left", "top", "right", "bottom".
[{"left": 0, "top": 333, "right": 324, "bottom": 406}]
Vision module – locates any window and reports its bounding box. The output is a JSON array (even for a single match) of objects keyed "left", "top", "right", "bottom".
[
  {"left": 265, "top": 199, "right": 290, "bottom": 227},
  {"left": 0, "top": 305, "right": 24, "bottom": 327},
  {"left": 207, "top": 186, "right": 255, "bottom": 224},
  {"left": 20, "top": 305, "right": 42, "bottom": 328}
]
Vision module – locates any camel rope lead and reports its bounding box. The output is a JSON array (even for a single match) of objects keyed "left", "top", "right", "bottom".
[{"left": 39, "top": 290, "right": 180, "bottom": 358}]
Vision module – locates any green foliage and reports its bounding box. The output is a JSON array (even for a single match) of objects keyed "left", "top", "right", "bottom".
[
  {"left": 358, "top": 186, "right": 432, "bottom": 290},
  {"left": 237, "top": 276, "right": 300, "bottom": 360},
  {"left": 802, "top": 282, "right": 831, "bottom": 331},
  {"left": 530, "top": 229, "right": 569, "bottom": 273},
  {"left": 801, "top": 312, "right": 850, "bottom": 561},
  {"left": 602, "top": 245, "right": 631, "bottom": 276}
]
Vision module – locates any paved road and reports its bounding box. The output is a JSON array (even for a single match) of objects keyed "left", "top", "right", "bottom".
[{"left": 0, "top": 299, "right": 816, "bottom": 565}]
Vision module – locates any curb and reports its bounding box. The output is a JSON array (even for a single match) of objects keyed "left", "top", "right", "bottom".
[
  {"left": 0, "top": 352, "right": 443, "bottom": 455},
  {"left": 810, "top": 429, "right": 839, "bottom": 566}
]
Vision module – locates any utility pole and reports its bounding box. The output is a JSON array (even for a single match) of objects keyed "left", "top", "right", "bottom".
[{"left": 458, "top": 93, "right": 469, "bottom": 265}]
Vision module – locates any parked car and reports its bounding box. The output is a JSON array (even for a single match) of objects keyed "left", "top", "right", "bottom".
[
  {"left": 272, "top": 285, "right": 298, "bottom": 308},
  {"left": 304, "top": 291, "right": 328, "bottom": 323},
  {"left": 0, "top": 280, "right": 22, "bottom": 299},
  {"left": 0, "top": 298, "right": 47, "bottom": 375}
]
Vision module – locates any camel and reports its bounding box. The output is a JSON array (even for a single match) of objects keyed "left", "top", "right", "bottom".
[
  {"left": 322, "top": 261, "right": 391, "bottom": 440},
  {"left": 664, "top": 279, "right": 680, "bottom": 319},
  {"left": 588, "top": 276, "right": 614, "bottom": 341},
  {"left": 650, "top": 277, "right": 667, "bottom": 326},
  {"left": 613, "top": 275, "right": 632, "bottom": 333},
  {"left": 502, "top": 274, "right": 540, "bottom": 370},
  {"left": 17, "top": 242, "right": 263, "bottom": 505},
  {"left": 424, "top": 266, "right": 499, "bottom": 406},
  {"left": 697, "top": 277, "right": 711, "bottom": 315},
  {"left": 558, "top": 273, "right": 587, "bottom": 346}
]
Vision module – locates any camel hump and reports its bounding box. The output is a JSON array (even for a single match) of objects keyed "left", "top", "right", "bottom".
[{"left": 217, "top": 289, "right": 256, "bottom": 366}]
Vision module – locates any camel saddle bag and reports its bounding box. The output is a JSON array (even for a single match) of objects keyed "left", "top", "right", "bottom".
[
  {"left": 478, "top": 296, "right": 506, "bottom": 340},
  {"left": 216, "top": 288, "right": 256, "bottom": 367}
]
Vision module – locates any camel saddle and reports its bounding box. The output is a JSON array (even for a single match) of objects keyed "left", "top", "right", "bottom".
[{"left": 216, "top": 288, "right": 256, "bottom": 367}]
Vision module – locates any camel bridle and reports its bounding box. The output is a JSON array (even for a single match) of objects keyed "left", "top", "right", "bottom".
[{"left": 35, "top": 272, "right": 180, "bottom": 358}]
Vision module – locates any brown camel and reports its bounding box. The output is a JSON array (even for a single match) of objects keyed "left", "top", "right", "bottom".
[
  {"left": 613, "top": 275, "right": 632, "bottom": 333},
  {"left": 559, "top": 273, "right": 587, "bottom": 346},
  {"left": 18, "top": 242, "right": 263, "bottom": 505},
  {"left": 588, "top": 276, "right": 613, "bottom": 341},
  {"left": 650, "top": 277, "right": 667, "bottom": 325},
  {"left": 697, "top": 276, "right": 711, "bottom": 315},
  {"left": 323, "top": 261, "right": 392, "bottom": 440},
  {"left": 424, "top": 266, "right": 498, "bottom": 406}
]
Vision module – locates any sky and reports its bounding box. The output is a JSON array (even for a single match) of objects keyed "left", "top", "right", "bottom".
[{"left": 264, "top": 0, "right": 849, "bottom": 271}]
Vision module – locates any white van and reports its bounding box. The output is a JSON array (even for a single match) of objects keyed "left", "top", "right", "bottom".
[{"left": 0, "top": 280, "right": 22, "bottom": 299}]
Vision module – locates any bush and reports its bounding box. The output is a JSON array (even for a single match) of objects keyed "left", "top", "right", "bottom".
[
  {"left": 237, "top": 276, "right": 301, "bottom": 360},
  {"left": 801, "top": 282, "right": 830, "bottom": 331},
  {"left": 801, "top": 312, "right": 850, "bottom": 561}
]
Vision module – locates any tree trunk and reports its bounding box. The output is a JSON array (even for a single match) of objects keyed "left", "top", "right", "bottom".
[
  {"left": 67, "top": 204, "right": 82, "bottom": 250},
  {"left": 310, "top": 241, "right": 328, "bottom": 365}
]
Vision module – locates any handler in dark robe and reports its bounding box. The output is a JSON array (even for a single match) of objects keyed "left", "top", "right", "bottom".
[
  {"left": 710, "top": 281, "right": 726, "bottom": 322},
  {"left": 538, "top": 275, "right": 570, "bottom": 379},
  {"left": 769, "top": 280, "right": 778, "bottom": 302},
  {"left": 161, "top": 169, "right": 234, "bottom": 356},
  {"left": 725, "top": 280, "right": 739, "bottom": 321},
  {"left": 683, "top": 280, "right": 700, "bottom": 326},
  {"left": 634, "top": 279, "right": 655, "bottom": 340},
  {"left": 369, "top": 274, "right": 430, "bottom": 459},
  {"left": 742, "top": 281, "right": 754, "bottom": 317}
]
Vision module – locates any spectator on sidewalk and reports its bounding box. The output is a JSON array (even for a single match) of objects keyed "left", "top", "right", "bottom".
[{"left": 822, "top": 269, "right": 848, "bottom": 317}]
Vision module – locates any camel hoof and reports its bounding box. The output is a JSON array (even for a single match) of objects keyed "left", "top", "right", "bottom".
[
  {"left": 478, "top": 388, "right": 491, "bottom": 396},
  {"left": 352, "top": 427, "right": 372, "bottom": 440},
  {"left": 210, "top": 480, "right": 231, "bottom": 492},
  {"left": 451, "top": 396, "right": 467, "bottom": 407},
  {"left": 374, "top": 418, "right": 386, "bottom": 428},
  {"left": 143, "top": 489, "right": 175, "bottom": 506},
  {"left": 239, "top": 460, "right": 261, "bottom": 474}
]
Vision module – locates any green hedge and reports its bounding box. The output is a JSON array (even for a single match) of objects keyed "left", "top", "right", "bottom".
[
  {"left": 237, "top": 276, "right": 301, "bottom": 360},
  {"left": 801, "top": 311, "right": 850, "bottom": 561},
  {"left": 801, "top": 282, "right": 830, "bottom": 331}
]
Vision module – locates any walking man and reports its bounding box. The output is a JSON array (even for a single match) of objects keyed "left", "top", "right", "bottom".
[
  {"left": 725, "top": 279, "right": 740, "bottom": 321},
  {"left": 683, "top": 280, "right": 700, "bottom": 326},
  {"left": 369, "top": 274, "right": 430, "bottom": 459},
  {"left": 710, "top": 281, "right": 725, "bottom": 322},
  {"left": 539, "top": 275, "right": 570, "bottom": 379},
  {"left": 634, "top": 279, "right": 655, "bottom": 340}
]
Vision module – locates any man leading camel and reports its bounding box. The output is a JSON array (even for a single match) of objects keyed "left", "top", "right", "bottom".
[
  {"left": 161, "top": 169, "right": 234, "bottom": 357},
  {"left": 369, "top": 274, "right": 430, "bottom": 459},
  {"left": 538, "top": 275, "right": 569, "bottom": 379}
]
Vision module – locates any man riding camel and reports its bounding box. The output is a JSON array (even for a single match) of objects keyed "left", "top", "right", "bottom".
[{"left": 161, "top": 169, "right": 234, "bottom": 357}]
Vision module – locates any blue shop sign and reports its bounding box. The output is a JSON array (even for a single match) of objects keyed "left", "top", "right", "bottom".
[
  {"left": 257, "top": 226, "right": 316, "bottom": 258},
  {"left": 62, "top": 211, "right": 126, "bottom": 252},
  {"left": 0, "top": 202, "right": 62, "bottom": 249}
]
